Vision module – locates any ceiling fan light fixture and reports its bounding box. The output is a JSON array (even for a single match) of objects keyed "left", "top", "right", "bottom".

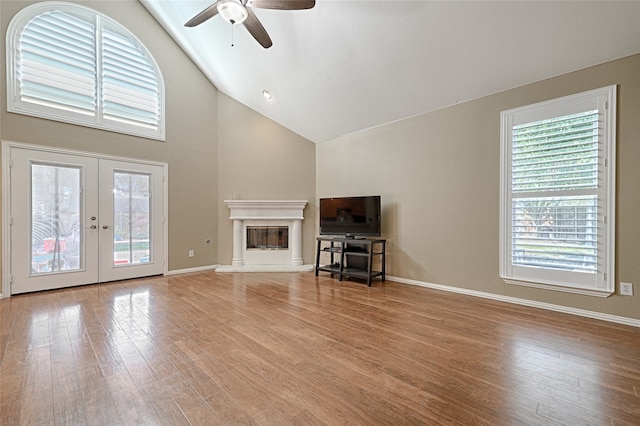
[{"left": 217, "top": 0, "right": 248, "bottom": 25}]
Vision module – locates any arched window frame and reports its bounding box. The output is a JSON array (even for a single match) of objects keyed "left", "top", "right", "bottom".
[{"left": 6, "top": 2, "right": 165, "bottom": 141}]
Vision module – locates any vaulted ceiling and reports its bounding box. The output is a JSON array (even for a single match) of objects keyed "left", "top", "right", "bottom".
[{"left": 140, "top": 1, "right": 640, "bottom": 143}]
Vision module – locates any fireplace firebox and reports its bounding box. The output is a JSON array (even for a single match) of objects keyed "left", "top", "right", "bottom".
[{"left": 246, "top": 226, "right": 289, "bottom": 250}]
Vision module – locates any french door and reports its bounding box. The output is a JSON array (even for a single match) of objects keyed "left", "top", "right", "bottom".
[{"left": 6, "top": 145, "right": 166, "bottom": 294}]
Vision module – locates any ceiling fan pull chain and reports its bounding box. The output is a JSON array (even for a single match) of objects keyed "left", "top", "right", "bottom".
[{"left": 231, "top": 24, "right": 234, "bottom": 47}]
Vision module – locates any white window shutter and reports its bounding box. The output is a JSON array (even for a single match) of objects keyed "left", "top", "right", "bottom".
[
  {"left": 17, "top": 11, "right": 96, "bottom": 116},
  {"left": 511, "top": 111, "right": 600, "bottom": 273},
  {"left": 500, "top": 86, "right": 616, "bottom": 296},
  {"left": 7, "top": 3, "right": 165, "bottom": 140},
  {"left": 102, "top": 25, "right": 161, "bottom": 130}
]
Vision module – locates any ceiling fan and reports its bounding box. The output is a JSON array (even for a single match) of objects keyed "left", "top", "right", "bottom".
[{"left": 185, "top": 0, "right": 315, "bottom": 49}]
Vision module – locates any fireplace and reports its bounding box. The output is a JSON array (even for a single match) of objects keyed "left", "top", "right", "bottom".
[{"left": 216, "top": 200, "right": 313, "bottom": 272}]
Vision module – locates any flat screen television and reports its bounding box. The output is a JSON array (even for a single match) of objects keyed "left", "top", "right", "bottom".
[{"left": 319, "top": 195, "right": 381, "bottom": 238}]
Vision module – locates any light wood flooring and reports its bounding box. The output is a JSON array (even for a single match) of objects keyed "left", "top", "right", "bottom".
[{"left": 1, "top": 271, "right": 639, "bottom": 425}]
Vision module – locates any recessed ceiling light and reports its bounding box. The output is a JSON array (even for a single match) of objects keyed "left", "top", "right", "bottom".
[{"left": 262, "top": 90, "right": 272, "bottom": 100}]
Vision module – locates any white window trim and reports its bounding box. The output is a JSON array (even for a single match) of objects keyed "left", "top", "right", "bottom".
[
  {"left": 499, "top": 85, "right": 616, "bottom": 297},
  {"left": 6, "top": 1, "right": 165, "bottom": 141}
]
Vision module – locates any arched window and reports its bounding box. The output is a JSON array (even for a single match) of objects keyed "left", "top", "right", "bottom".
[{"left": 6, "top": 2, "right": 165, "bottom": 140}]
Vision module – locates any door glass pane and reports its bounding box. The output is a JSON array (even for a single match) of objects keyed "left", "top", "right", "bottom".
[
  {"left": 31, "top": 164, "right": 82, "bottom": 274},
  {"left": 113, "top": 172, "right": 150, "bottom": 265}
]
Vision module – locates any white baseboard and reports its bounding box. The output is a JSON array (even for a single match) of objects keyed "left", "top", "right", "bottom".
[
  {"left": 166, "top": 265, "right": 219, "bottom": 275},
  {"left": 388, "top": 275, "right": 640, "bottom": 328}
]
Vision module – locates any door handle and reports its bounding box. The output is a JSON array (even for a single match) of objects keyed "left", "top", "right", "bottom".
[
  {"left": 102, "top": 225, "right": 110, "bottom": 230},
  {"left": 89, "top": 225, "right": 97, "bottom": 230}
]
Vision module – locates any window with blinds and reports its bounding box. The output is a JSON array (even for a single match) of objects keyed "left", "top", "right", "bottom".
[
  {"left": 17, "top": 10, "right": 96, "bottom": 116},
  {"left": 7, "top": 3, "right": 164, "bottom": 140},
  {"left": 102, "top": 25, "right": 161, "bottom": 130},
  {"left": 500, "top": 86, "right": 616, "bottom": 296}
]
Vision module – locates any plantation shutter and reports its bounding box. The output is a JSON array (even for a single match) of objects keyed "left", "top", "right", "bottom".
[
  {"left": 17, "top": 11, "right": 96, "bottom": 116},
  {"left": 511, "top": 111, "right": 600, "bottom": 273},
  {"left": 102, "top": 25, "right": 161, "bottom": 130},
  {"left": 500, "top": 86, "right": 615, "bottom": 295},
  {"left": 8, "top": 3, "right": 164, "bottom": 140}
]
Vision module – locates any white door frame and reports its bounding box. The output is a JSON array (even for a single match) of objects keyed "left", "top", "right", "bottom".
[{"left": 1, "top": 140, "right": 169, "bottom": 298}]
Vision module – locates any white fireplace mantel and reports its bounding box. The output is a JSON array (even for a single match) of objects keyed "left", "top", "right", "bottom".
[
  {"left": 226, "top": 200, "right": 307, "bottom": 220},
  {"left": 216, "top": 200, "right": 314, "bottom": 273}
]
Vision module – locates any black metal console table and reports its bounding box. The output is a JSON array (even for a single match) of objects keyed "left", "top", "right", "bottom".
[{"left": 315, "top": 236, "right": 386, "bottom": 286}]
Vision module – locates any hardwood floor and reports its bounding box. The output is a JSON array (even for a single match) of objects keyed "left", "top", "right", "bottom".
[{"left": 0, "top": 271, "right": 638, "bottom": 425}]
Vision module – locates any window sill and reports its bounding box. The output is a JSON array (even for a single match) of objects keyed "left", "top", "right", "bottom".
[
  {"left": 503, "top": 277, "right": 613, "bottom": 298},
  {"left": 7, "top": 108, "right": 165, "bottom": 142}
]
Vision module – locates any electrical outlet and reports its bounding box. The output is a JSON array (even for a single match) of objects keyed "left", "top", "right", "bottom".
[
  {"left": 188, "top": 250, "right": 194, "bottom": 258},
  {"left": 620, "top": 282, "right": 633, "bottom": 296}
]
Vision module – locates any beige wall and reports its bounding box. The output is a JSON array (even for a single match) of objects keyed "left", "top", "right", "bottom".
[
  {"left": 3, "top": 1, "right": 637, "bottom": 322},
  {"left": 1, "top": 0, "right": 219, "bottom": 272},
  {"left": 317, "top": 54, "right": 640, "bottom": 320},
  {"left": 216, "top": 93, "right": 316, "bottom": 265}
]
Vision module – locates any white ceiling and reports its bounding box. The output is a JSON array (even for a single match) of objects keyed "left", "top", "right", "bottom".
[{"left": 140, "top": 0, "right": 640, "bottom": 143}]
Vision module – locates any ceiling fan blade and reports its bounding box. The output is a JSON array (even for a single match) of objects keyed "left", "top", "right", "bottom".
[
  {"left": 243, "top": 8, "right": 273, "bottom": 48},
  {"left": 185, "top": 1, "right": 221, "bottom": 27},
  {"left": 248, "top": 0, "right": 315, "bottom": 10}
]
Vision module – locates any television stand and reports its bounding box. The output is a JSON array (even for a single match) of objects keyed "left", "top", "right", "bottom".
[{"left": 315, "top": 236, "right": 386, "bottom": 286}]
